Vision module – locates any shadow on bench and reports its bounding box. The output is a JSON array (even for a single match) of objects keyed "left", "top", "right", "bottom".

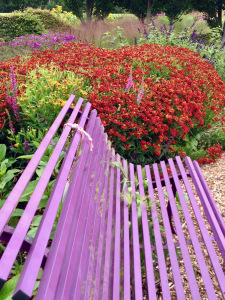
[{"left": 0, "top": 95, "right": 225, "bottom": 299}]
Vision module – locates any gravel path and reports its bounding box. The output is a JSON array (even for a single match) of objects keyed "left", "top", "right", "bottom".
[{"left": 200, "top": 152, "right": 225, "bottom": 219}]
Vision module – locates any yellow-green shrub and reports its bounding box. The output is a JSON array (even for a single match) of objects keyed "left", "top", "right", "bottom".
[
  {"left": 24, "top": 8, "right": 73, "bottom": 31},
  {"left": 0, "top": 12, "right": 45, "bottom": 41}
]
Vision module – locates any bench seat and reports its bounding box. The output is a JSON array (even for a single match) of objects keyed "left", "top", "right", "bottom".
[{"left": 0, "top": 96, "right": 225, "bottom": 299}]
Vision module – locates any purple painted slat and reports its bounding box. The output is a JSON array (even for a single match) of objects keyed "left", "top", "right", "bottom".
[
  {"left": 153, "top": 163, "right": 185, "bottom": 299},
  {"left": 174, "top": 156, "right": 225, "bottom": 298},
  {"left": 12, "top": 101, "right": 91, "bottom": 299},
  {"left": 185, "top": 157, "right": 225, "bottom": 260},
  {"left": 122, "top": 159, "right": 131, "bottom": 300},
  {"left": 93, "top": 148, "right": 111, "bottom": 299},
  {"left": 53, "top": 119, "right": 104, "bottom": 300},
  {"left": 101, "top": 149, "right": 115, "bottom": 300},
  {"left": 136, "top": 165, "right": 157, "bottom": 300},
  {"left": 82, "top": 143, "right": 111, "bottom": 300},
  {"left": 68, "top": 130, "right": 107, "bottom": 300},
  {"left": 169, "top": 157, "right": 217, "bottom": 298},
  {"left": 112, "top": 154, "right": 121, "bottom": 300},
  {"left": 35, "top": 110, "right": 98, "bottom": 300},
  {"left": 193, "top": 160, "right": 225, "bottom": 237},
  {"left": 160, "top": 160, "right": 201, "bottom": 299},
  {"left": 144, "top": 165, "right": 171, "bottom": 299},
  {"left": 129, "top": 163, "right": 143, "bottom": 299},
  {"left": 0, "top": 95, "right": 77, "bottom": 235},
  {"left": 0, "top": 99, "right": 88, "bottom": 287}
]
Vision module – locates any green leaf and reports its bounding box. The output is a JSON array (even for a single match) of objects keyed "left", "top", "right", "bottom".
[
  {"left": 11, "top": 208, "right": 24, "bottom": 218},
  {"left": 110, "top": 162, "right": 126, "bottom": 178},
  {"left": 17, "top": 155, "right": 33, "bottom": 160},
  {"left": 0, "top": 274, "right": 20, "bottom": 300},
  {"left": 28, "top": 227, "right": 38, "bottom": 238},
  {"left": 0, "top": 144, "right": 6, "bottom": 162},
  {"left": 36, "top": 166, "right": 45, "bottom": 177},
  {"left": 19, "top": 180, "right": 39, "bottom": 201},
  {"left": 33, "top": 141, "right": 40, "bottom": 148},
  {"left": 5, "top": 158, "right": 16, "bottom": 168},
  {"left": 0, "top": 161, "right": 7, "bottom": 176},
  {"left": 31, "top": 215, "right": 42, "bottom": 227}
]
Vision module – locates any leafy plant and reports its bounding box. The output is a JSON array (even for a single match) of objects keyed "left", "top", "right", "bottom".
[{"left": 0, "top": 144, "right": 20, "bottom": 199}]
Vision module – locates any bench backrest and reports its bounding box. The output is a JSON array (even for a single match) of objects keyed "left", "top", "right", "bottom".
[{"left": 1, "top": 97, "right": 225, "bottom": 299}]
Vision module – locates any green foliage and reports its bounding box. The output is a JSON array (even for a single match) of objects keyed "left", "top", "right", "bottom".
[
  {"left": 0, "top": 0, "right": 48, "bottom": 13},
  {"left": 18, "top": 64, "right": 86, "bottom": 130},
  {"left": 0, "top": 274, "right": 20, "bottom": 300},
  {"left": 0, "top": 144, "right": 20, "bottom": 199},
  {"left": 0, "top": 12, "right": 45, "bottom": 41},
  {"left": 191, "top": 0, "right": 225, "bottom": 28},
  {"left": 24, "top": 8, "right": 73, "bottom": 31},
  {"left": 101, "top": 26, "right": 130, "bottom": 48}
]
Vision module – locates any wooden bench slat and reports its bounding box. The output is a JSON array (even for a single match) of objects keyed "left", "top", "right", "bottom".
[
  {"left": 153, "top": 163, "right": 186, "bottom": 299},
  {"left": 53, "top": 118, "right": 105, "bottom": 299},
  {"left": 174, "top": 157, "right": 225, "bottom": 297},
  {"left": 92, "top": 147, "right": 111, "bottom": 299},
  {"left": 69, "top": 128, "right": 108, "bottom": 300},
  {"left": 122, "top": 159, "right": 131, "bottom": 299},
  {"left": 1, "top": 97, "right": 225, "bottom": 299},
  {"left": 193, "top": 160, "right": 225, "bottom": 237},
  {"left": 160, "top": 160, "right": 201, "bottom": 299},
  {"left": 102, "top": 149, "right": 115, "bottom": 300},
  {"left": 136, "top": 165, "right": 157, "bottom": 300},
  {"left": 0, "top": 95, "right": 77, "bottom": 238},
  {"left": 145, "top": 165, "right": 172, "bottom": 299},
  {"left": 82, "top": 141, "right": 110, "bottom": 299},
  {"left": 35, "top": 109, "right": 98, "bottom": 300},
  {"left": 129, "top": 163, "right": 143, "bottom": 299},
  {"left": 0, "top": 97, "right": 87, "bottom": 289},
  {"left": 12, "top": 101, "right": 92, "bottom": 299},
  {"left": 112, "top": 154, "right": 122, "bottom": 300},
  {"left": 169, "top": 157, "right": 217, "bottom": 297},
  {"left": 185, "top": 157, "right": 225, "bottom": 260}
]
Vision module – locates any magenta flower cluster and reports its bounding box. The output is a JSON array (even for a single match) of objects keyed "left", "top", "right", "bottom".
[
  {"left": 1, "top": 32, "right": 77, "bottom": 51},
  {"left": 7, "top": 66, "right": 20, "bottom": 123}
]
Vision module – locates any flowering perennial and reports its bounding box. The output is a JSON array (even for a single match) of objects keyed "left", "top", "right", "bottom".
[{"left": 1, "top": 42, "right": 225, "bottom": 164}]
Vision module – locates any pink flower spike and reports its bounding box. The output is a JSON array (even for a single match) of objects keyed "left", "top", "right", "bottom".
[
  {"left": 125, "top": 77, "right": 133, "bottom": 91},
  {"left": 137, "top": 89, "right": 143, "bottom": 104}
]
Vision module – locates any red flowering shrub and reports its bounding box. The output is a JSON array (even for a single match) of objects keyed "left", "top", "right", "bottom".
[{"left": 1, "top": 42, "right": 225, "bottom": 164}]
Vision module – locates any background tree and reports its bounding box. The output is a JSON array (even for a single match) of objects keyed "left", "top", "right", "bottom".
[
  {"left": 191, "top": 0, "right": 225, "bottom": 28},
  {"left": 0, "top": 0, "right": 48, "bottom": 12},
  {"left": 159, "top": 0, "right": 192, "bottom": 24},
  {"left": 62, "top": 0, "right": 85, "bottom": 22},
  {"left": 117, "top": 0, "right": 192, "bottom": 24},
  {"left": 94, "top": 0, "right": 116, "bottom": 20}
]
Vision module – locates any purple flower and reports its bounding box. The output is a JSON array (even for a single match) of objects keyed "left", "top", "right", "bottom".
[
  {"left": 7, "top": 66, "right": 20, "bottom": 121},
  {"left": 24, "top": 139, "right": 29, "bottom": 152},
  {"left": 125, "top": 77, "right": 133, "bottom": 91},
  {"left": 134, "top": 37, "right": 137, "bottom": 45},
  {"left": 137, "top": 76, "right": 144, "bottom": 105},
  {"left": 137, "top": 89, "right": 143, "bottom": 104}
]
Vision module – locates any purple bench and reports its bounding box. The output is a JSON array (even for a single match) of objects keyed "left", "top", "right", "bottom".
[{"left": 1, "top": 95, "right": 225, "bottom": 299}]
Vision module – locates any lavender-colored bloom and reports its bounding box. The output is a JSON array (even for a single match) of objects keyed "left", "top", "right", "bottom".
[
  {"left": 9, "top": 122, "right": 15, "bottom": 134},
  {"left": 143, "top": 28, "right": 149, "bottom": 40},
  {"left": 125, "top": 77, "right": 133, "bottom": 91},
  {"left": 7, "top": 66, "right": 20, "bottom": 121},
  {"left": 191, "top": 30, "right": 197, "bottom": 41},
  {"left": 24, "top": 139, "right": 29, "bottom": 152},
  {"left": 134, "top": 37, "right": 137, "bottom": 45},
  {"left": 221, "top": 42, "right": 225, "bottom": 50},
  {"left": 137, "top": 77, "right": 144, "bottom": 105},
  {"left": 137, "top": 89, "right": 143, "bottom": 104}
]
